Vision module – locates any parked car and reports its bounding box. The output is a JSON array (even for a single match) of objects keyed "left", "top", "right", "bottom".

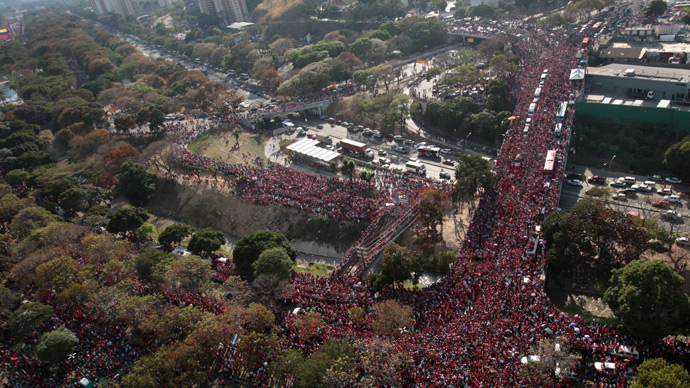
[
  {"left": 440, "top": 148, "right": 452, "bottom": 154},
  {"left": 394, "top": 135, "right": 403, "bottom": 141},
  {"left": 676, "top": 236, "right": 690, "bottom": 247},
  {"left": 648, "top": 174, "right": 663, "bottom": 182},
  {"left": 378, "top": 149, "right": 387, "bottom": 156},
  {"left": 567, "top": 179, "right": 583, "bottom": 187},
  {"left": 663, "top": 210, "right": 682, "bottom": 220},
  {"left": 613, "top": 193, "right": 626, "bottom": 201},
  {"left": 652, "top": 200, "right": 671, "bottom": 208},
  {"left": 664, "top": 195, "right": 681, "bottom": 203},
  {"left": 665, "top": 177, "right": 682, "bottom": 184},
  {"left": 393, "top": 146, "right": 408, "bottom": 153},
  {"left": 610, "top": 180, "right": 627, "bottom": 188},
  {"left": 658, "top": 188, "right": 673, "bottom": 196},
  {"left": 587, "top": 175, "right": 606, "bottom": 184}
]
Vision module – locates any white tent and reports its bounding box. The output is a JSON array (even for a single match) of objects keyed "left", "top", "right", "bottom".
[{"left": 569, "top": 68, "right": 585, "bottom": 80}]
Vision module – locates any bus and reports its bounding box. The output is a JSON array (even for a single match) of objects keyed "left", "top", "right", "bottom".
[
  {"left": 418, "top": 146, "right": 441, "bottom": 158},
  {"left": 544, "top": 150, "right": 556, "bottom": 173},
  {"left": 556, "top": 101, "right": 568, "bottom": 122},
  {"left": 406, "top": 161, "right": 426, "bottom": 175}
]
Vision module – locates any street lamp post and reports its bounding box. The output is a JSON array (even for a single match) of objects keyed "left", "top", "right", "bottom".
[
  {"left": 608, "top": 155, "right": 616, "bottom": 172},
  {"left": 464, "top": 132, "right": 472, "bottom": 149}
]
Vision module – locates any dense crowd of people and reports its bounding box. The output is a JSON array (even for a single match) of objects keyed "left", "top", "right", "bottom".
[
  {"left": 283, "top": 11, "right": 689, "bottom": 388},
  {"left": 3, "top": 6, "right": 689, "bottom": 387}
]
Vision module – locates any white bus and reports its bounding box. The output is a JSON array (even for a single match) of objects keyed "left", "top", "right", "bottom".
[{"left": 406, "top": 161, "right": 426, "bottom": 175}]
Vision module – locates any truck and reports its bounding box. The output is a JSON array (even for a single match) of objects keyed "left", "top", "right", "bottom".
[
  {"left": 315, "top": 133, "right": 332, "bottom": 144},
  {"left": 339, "top": 138, "right": 373, "bottom": 158}
]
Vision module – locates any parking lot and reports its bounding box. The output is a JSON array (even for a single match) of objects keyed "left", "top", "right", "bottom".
[{"left": 560, "top": 171, "right": 690, "bottom": 235}]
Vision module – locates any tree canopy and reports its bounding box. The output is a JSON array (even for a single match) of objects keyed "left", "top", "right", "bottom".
[
  {"left": 36, "top": 328, "right": 80, "bottom": 365},
  {"left": 604, "top": 259, "right": 690, "bottom": 339},
  {"left": 630, "top": 358, "right": 690, "bottom": 388},
  {"left": 542, "top": 198, "right": 649, "bottom": 276},
  {"left": 187, "top": 228, "right": 226, "bottom": 256},
  {"left": 233, "top": 230, "right": 298, "bottom": 279}
]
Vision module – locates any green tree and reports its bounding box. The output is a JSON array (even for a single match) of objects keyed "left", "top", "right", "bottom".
[
  {"left": 252, "top": 247, "right": 293, "bottom": 280},
  {"left": 0, "top": 286, "right": 21, "bottom": 321},
  {"left": 454, "top": 153, "right": 494, "bottom": 202},
  {"left": 9, "top": 302, "right": 53, "bottom": 339},
  {"left": 486, "top": 78, "right": 514, "bottom": 112},
  {"left": 604, "top": 259, "right": 690, "bottom": 339},
  {"left": 118, "top": 161, "right": 156, "bottom": 206},
  {"left": 35, "top": 256, "right": 92, "bottom": 293},
  {"left": 645, "top": 0, "right": 667, "bottom": 18},
  {"left": 664, "top": 135, "right": 690, "bottom": 179},
  {"left": 542, "top": 198, "right": 649, "bottom": 275},
  {"left": 106, "top": 206, "right": 148, "bottom": 235},
  {"left": 136, "top": 103, "right": 166, "bottom": 131},
  {"left": 158, "top": 223, "right": 194, "bottom": 246},
  {"left": 340, "top": 158, "right": 356, "bottom": 181},
  {"left": 9, "top": 206, "right": 60, "bottom": 239},
  {"left": 58, "top": 184, "right": 111, "bottom": 213},
  {"left": 135, "top": 248, "right": 173, "bottom": 281},
  {"left": 376, "top": 243, "right": 416, "bottom": 287},
  {"left": 467, "top": 4, "right": 495, "bottom": 18},
  {"left": 36, "top": 328, "right": 79, "bottom": 365},
  {"left": 630, "top": 358, "right": 690, "bottom": 388},
  {"left": 386, "top": 94, "right": 410, "bottom": 135},
  {"left": 297, "top": 339, "right": 355, "bottom": 388},
  {"left": 416, "top": 189, "right": 449, "bottom": 245},
  {"left": 187, "top": 228, "right": 226, "bottom": 256},
  {"left": 233, "top": 230, "right": 298, "bottom": 279}
]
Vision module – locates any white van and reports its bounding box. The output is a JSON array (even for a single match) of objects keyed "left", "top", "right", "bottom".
[
  {"left": 534, "top": 88, "right": 542, "bottom": 100},
  {"left": 554, "top": 123, "right": 562, "bottom": 136},
  {"left": 528, "top": 103, "right": 536, "bottom": 116},
  {"left": 623, "top": 176, "right": 636, "bottom": 184}
]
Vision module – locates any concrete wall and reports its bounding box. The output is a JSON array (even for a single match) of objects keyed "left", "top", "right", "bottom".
[{"left": 575, "top": 102, "right": 690, "bottom": 131}]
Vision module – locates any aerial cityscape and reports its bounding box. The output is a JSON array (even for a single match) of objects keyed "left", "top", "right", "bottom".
[{"left": 0, "top": 0, "right": 689, "bottom": 386}]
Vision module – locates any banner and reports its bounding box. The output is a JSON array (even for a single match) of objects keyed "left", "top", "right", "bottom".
[
  {"left": 416, "top": 59, "right": 422, "bottom": 63},
  {"left": 180, "top": 107, "right": 185, "bottom": 113}
]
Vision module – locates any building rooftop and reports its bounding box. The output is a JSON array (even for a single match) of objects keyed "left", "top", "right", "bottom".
[
  {"left": 586, "top": 63, "right": 690, "bottom": 83},
  {"left": 598, "top": 47, "right": 646, "bottom": 60},
  {"left": 583, "top": 93, "right": 690, "bottom": 112}
]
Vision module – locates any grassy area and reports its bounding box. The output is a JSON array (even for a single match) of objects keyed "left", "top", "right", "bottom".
[
  {"left": 189, "top": 128, "right": 269, "bottom": 164},
  {"left": 293, "top": 263, "right": 332, "bottom": 277},
  {"left": 187, "top": 127, "right": 219, "bottom": 155},
  {"left": 279, "top": 138, "right": 298, "bottom": 153}
]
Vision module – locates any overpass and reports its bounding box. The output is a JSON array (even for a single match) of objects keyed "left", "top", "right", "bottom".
[
  {"left": 333, "top": 210, "right": 418, "bottom": 279},
  {"left": 238, "top": 100, "right": 332, "bottom": 128}
]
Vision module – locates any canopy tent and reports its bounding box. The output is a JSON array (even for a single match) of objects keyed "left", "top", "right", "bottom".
[
  {"left": 287, "top": 138, "right": 341, "bottom": 164},
  {"left": 569, "top": 68, "right": 585, "bottom": 80}
]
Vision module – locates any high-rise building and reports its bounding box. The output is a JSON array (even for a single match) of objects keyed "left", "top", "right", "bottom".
[
  {"left": 213, "top": 0, "right": 249, "bottom": 23},
  {"left": 157, "top": 0, "right": 172, "bottom": 6},
  {"left": 90, "top": 0, "right": 113, "bottom": 15},
  {"left": 90, "top": 0, "right": 140, "bottom": 16},
  {"left": 111, "top": 0, "right": 141, "bottom": 16},
  {"left": 197, "top": 0, "right": 217, "bottom": 15}
]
